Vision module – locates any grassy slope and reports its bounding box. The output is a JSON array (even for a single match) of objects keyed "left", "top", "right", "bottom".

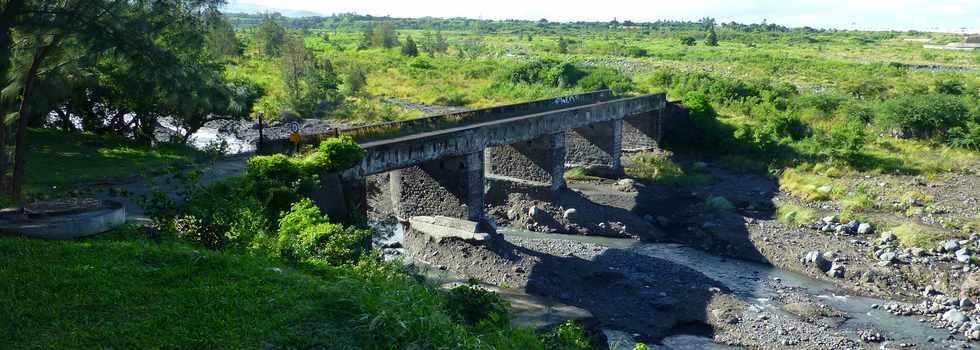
[
  {"left": 24, "top": 128, "right": 199, "bottom": 196},
  {"left": 0, "top": 230, "right": 544, "bottom": 349}
]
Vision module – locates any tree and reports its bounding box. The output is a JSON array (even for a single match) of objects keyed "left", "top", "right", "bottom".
[
  {"left": 401, "top": 35, "right": 418, "bottom": 57},
  {"left": 372, "top": 22, "right": 398, "bottom": 49},
  {"left": 435, "top": 31, "right": 449, "bottom": 53},
  {"left": 281, "top": 36, "right": 340, "bottom": 118},
  {"left": 557, "top": 36, "right": 569, "bottom": 54},
  {"left": 256, "top": 16, "right": 286, "bottom": 56},
  {"left": 705, "top": 26, "right": 719, "bottom": 46},
  {"left": 205, "top": 14, "right": 241, "bottom": 58},
  {"left": 343, "top": 65, "right": 367, "bottom": 96},
  {"left": 680, "top": 37, "right": 697, "bottom": 46}
]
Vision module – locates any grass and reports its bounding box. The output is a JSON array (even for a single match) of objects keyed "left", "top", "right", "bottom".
[
  {"left": 778, "top": 168, "right": 844, "bottom": 202},
  {"left": 625, "top": 153, "right": 711, "bottom": 186},
  {"left": 776, "top": 203, "right": 820, "bottom": 227},
  {"left": 890, "top": 222, "right": 960, "bottom": 249},
  {"left": 563, "top": 166, "right": 588, "bottom": 180},
  {"left": 0, "top": 229, "right": 548, "bottom": 349},
  {"left": 24, "top": 128, "right": 200, "bottom": 198}
]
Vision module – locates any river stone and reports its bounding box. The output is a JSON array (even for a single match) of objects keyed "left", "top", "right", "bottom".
[
  {"left": 803, "top": 251, "right": 831, "bottom": 272},
  {"left": 562, "top": 208, "right": 577, "bottom": 220},
  {"left": 858, "top": 223, "right": 873, "bottom": 235},
  {"left": 910, "top": 247, "right": 927, "bottom": 257},
  {"left": 880, "top": 232, "right": 897, "bottom": 243},
  {"left": 879, "top": 252, "right": 898, "bottom": 264},
  {"left": 844, "top": 220, "right": 859, "bottom": 234},
  {"left": 507, "top": 208, "right": 519, "bottom": 220},
  {"left": 822, "top": 215, "right": 838, "bottom": 224},
  {"left": 956, "top": 248, "right": 973, "bottom": 263},
  {"left": 827, "top": 262, "right": 846, "bottom": 278},
  {"left": 961, "top": 298, "right": 975, "bottom": 309},
  {"left": 944, "top": 240, "right": 961, "bottom": 253},
  {"left": 817, "top": 185, "right": 833, "bottom": 194},
  {"left": 943, "top": 309, "right": 969, "bottom": 325}
]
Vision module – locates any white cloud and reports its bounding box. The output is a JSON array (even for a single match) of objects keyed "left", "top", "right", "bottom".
[{"left": 231, "top": 0, "right": 980, "bottom": 32}]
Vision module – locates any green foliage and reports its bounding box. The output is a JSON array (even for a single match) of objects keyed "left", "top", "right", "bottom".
[
  {"left": 680, "top": 36, "right": 697, "bottom": 46},
  {"left": 934, "top": 79, "right": 965, "bottom": 95},
  {"left": 445, "top": 282, "right": 509, "bottom": 327},
  {"left": 281, "top": 36, "right": 342, "bottom": 118},
  {"left": 275, "top": 198, "right": 370, "bottom": 265},
  {"left": 306, "top": 135, "right": 366, "bottom": 172},
  {"left": 557, "top": 36, "right": 570, "bottom": 54},
  {"left": 256, "top": 16, "right": 287, "bottom": 56},
  {"left": 948, "top": 121, "right": 980, "bottom": 150},
  {"left": 506, "top": 59, "right": 585, "bottom": 88},
  {"left": 705, "top": 26, "right": 719, "bottom": 46},
  {"left": 626, "top": 152, "right": 711, "bottom": 186},
  {"left": 801, "top": 91, "right": 849, "bottom": 116},
  {"left": 879, "top": 93, "right": 969, "bottom": 138},
  {"left": 402, "top": 35, "right": 419, "bottom": 57},
  {"left": 541, "top": 321, "right": 592, "bottom": 350},
  {"left": 578, "top": 67, "right": 634, "bottom": 95},
  {"left": 625, "top": 46, "right": 648, "bottom": 58},
  {"left": 776, "top": 203, "right": 819, "bottom": 227},
  {"left": 205, "top": 14, "right": 242, "bottom": 58},
  {"left": 800, "top": 119, "right": 866, "bottom": 164},
  {"left": 634, "top": 343, "right": 653, "bottom": 350},
  {"left": 343, "top": 64, "right": 368, "bottom": 96},
  {"left": 168, "top": 177, "right": 268, "bottom": 250}
]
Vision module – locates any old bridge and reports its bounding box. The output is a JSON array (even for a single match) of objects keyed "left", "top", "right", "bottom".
[{"left": 269, "top": 90, "right": 682, "bottom": 227}]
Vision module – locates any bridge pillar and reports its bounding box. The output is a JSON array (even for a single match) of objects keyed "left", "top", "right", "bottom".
[
  {"left": 622, "top": 109, "right": 663, "bottom": 152},
  {"left": 565, "top": 119, "right": 624, "bottom": 176},
  {"left": 389, "top": 151, "right": 485, "bottom": 222},
  {"left": 485, "top": 132, "right": 566, "bottom": 192},
  {"left": 314, "top": 174, "right": 367, "bottom": 223}
]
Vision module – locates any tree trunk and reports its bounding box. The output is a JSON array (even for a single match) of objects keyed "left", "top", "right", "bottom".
[
  {"left": 11, "top": 44, "right": 52, "bottom": 203},
  {"left": 0, "top": 0, "right": 27, "bottom": 196}
]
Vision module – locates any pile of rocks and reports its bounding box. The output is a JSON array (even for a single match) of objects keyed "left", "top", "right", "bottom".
[
  {"left": 810, "top": 215, "right": 873, "bottom": 236},
  {"left": 800, "top": 250, "right": 847, "bottom": 278},
  {"left": 880, "top": 293, "right": 980, "bottom": 341},
  {"left": 866, "top": 231, "right": 980, "bottom": 270}
]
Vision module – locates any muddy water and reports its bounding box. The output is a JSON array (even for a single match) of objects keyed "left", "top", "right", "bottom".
[{"left": 498, "top": 228, "right": 971, "bottom": 349}]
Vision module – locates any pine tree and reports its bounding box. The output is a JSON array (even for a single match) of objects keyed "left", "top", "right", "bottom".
[
  {"left": 401, "top": 35, "right": 419, "bottom": 57},
  {"left": 705, "top": 26, "right": 719, "bottom": 47}
]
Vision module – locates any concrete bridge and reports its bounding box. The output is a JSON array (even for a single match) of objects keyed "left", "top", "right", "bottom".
[{"left": 275, "top": 91, "right": 675, "bottom": 227}]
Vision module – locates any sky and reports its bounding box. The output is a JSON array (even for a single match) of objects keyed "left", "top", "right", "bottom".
[{"left": 231, "top": 0, "right": 980, "bottom": 33}]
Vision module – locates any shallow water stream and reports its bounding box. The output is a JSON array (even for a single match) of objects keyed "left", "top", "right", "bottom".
[{"left": 498, "top": 228, "right": 972, "bottom": 349}]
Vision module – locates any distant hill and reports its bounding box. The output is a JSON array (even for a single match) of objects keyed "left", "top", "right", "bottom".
[{"left": 221, "top": 1, "right": 323, "bottom": 18}]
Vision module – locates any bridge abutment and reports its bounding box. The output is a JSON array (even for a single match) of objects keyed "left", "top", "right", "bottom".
[
  {"left": 622, "top": 109, "right": 663, "bottom": 152},
  {"left": 565, "top": 119, "right": 624, "bottom": 176},
  {"left": 485, "top": 132, "right": 566, "bottom": 192},
  {"left": 389, "top": 151, "right": 486, "bottom": 222}
]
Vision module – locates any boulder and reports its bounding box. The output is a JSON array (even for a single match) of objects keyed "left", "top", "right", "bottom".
[
  {"left": 827, "top": 262, "right": 846, "bottom": 278},
  {"left": 562, "top": 208, "right": 577, "bottom": 221},
  {"left": 857, "top": 223, "right": 873, "bottom": 235},
  {"left": 943, "top": 240, "right": 961, "bottom": 253},
  {"left": 817, "top": 185, "right": 833, "bottom": 194},
  {"left": 942, "top": 309, "right": 969, "bottom": 325},
  {"left": 956, "top": 248, "right": 974, "bottom": 263},
  {"left": 803, "top": 251, "right": 831, "bottom": 272},
  {"left": 822, "top": 215, "right": 838, "bottom": 224},
  {"left": 879, "top": 232, "right": 897, "bottom": 243},
  {"left": 879, "top": 252, "right": 898, "bottom": 265}
]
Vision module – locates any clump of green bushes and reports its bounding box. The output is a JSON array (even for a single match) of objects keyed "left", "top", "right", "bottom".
[
  {"left": 501, "top": 59, "right": 634, "bottom": 94},
  {"left": 879, "top": 93, "right": 970, "bottom": 139}
]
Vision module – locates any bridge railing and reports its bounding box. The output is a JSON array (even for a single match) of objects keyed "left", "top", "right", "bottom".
[{"left": 337, "top": 90, "right": 614, "bottom": 143}]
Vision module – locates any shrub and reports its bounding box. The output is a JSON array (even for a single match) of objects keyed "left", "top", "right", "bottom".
[
  {"left": 408, "top": 56, "right": 434, "bottom": 69},
  {"left": 776, "top": 203, "right": 819, "bottom": 227},
  {"left": 276, "top": 198, "right": 370, "bottom": 265},
  {"left": 625, "top": 152, "right": 711, "bottom": 186},
  {"left": 158, "top": 177, "right": 269, "bottom": 251},
  {"left": 541, "top": 321, "right": 591, "bottom": 350},
  {"left": 680, "top": 37, "right": 697, "bottom": 46},
  {"left": 935, "top": 79, "right": 965, "bottom": 95},
  {"left": 505, "top": 59, "right": 585, "bottom": 88},
  {"left": 802, "top": 119, "right": 866, "bottom": 165},
  {"left": 879, "top": 93, "right": 969, "bottom": 138},
  {"left": 948, "top": 121, "right": 980, "bottom": 150},
  {"left": 801, "top": 91, "right": 849, "bottom": 116},
  {"left": 307, "top": 135, "right": 366, "bottom": 172},
  {"left": 445, "top": 281, "right": 509, "bottom": 327},
  {"left": 625, "top": 46, "right": 648, "bottom": 58},
  {"left": 578, "top": 67, "right": 634, "bottom": 95}
]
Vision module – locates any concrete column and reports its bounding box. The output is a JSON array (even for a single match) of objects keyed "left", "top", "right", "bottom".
[
  {"left": 314, "top": 173, "right": 367, "bottom": 223},
  {"left": 565, "top": 119, "right": 623, "bottom": 176},
  {"left": 622, "top": 109, "right": 663, "bottom": 152},
  {"left": 389, "top": 151, "right": 485, "bottom": 222},
  {"left": 485, "top": 132, "right": 566, "bottom": 192}
]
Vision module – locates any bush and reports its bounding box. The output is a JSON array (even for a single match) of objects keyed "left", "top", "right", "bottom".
[
  {"left": 505, "top": 59, "right": 585, "bottom": 88},
  {"left": 680, "top": 37, "right": 696, "bottom": 46},
  {"left": 540, "top": 321, "right": 591, "bottom": 350},
  {"left": 275, "top": 198, "right": 370, "bottom": 265},
  {"left": 935, "top": 79, "right": 965, "bottom": 95},
  {"left": 625, "top": 46, "right": 648, "bottom": 58},
  {"left": 800, "top": 119, "right": 866, "bottom": 165},
  {"left": 445, "top": 281, "right": 509, "bottom": 327},
  {"left": 801, "top": 91, "right": 849, "bottom": 116},
  {"left": 307, "top": 135, "right": 366, "bottom": 172},
  {"left": 879, "top": 93, "right": 969, "bottom": 138},
  {"left": 947, "top": 120, "right": 980, "bottom": 150},
  {"left": 578, "top": 67, "right": 634, "bottom": 95},
  {"left": 154, "top": 176, "right": 269, "bottom": 251}
]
